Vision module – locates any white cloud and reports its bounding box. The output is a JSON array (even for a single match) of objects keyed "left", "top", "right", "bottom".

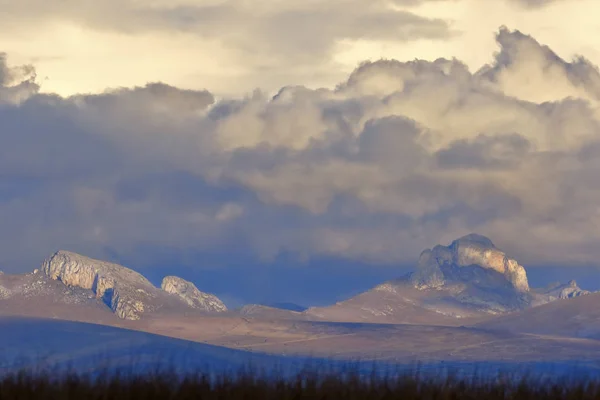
[
  {"left": 508, "top": 0, "right": 567, "bottom": 8},
  {"left": 0, "top": 53, "right": 38, "bottom": 104},
  {"left": 0, "top": 0, "right": 598, "bottom": 104},
  {"left": 0, "top": 0, "right": 455, "bottom": 98},
  {"left": 2, "top": 27, "right": 600, "bottom": 270},
  {"left": 476, "top": 27, "right": 600, "bottom": 104}
]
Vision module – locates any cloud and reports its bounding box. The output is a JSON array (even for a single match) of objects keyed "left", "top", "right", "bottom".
[
  {"left": 0, "top": 53, "right": 38, "bottom": 104},
  {"left": 435, "top": 134, "right": 532, "bottom": 169},
  {"left": 0, "top": 0, "right": 455, "bottom": 77},
  {"left": 2, "top": 27, "right": 600, "bottom": 272},
  {"left": 508, "top": 0, "right": 569, "bottom": 8},
  {"left": 476, "top": 27, "right": 600, "bottom": 104}
]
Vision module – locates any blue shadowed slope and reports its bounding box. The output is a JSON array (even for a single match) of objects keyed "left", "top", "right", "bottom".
[
  {"left": 0, "top": 317, "right": 298, "bottom": 376},
  {"left": 0, "top": 317, "right": 599, "bottom": 382}
]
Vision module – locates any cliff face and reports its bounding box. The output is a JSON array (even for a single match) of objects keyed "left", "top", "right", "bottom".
[
  {"left": 411, "top": 234, "right": 529, "bottom": 293},
  {"left": 161, "top": 276, "right": 227, "bottom": 312},
  {"left": 451, "top": 235, "right": 529, "bottom": 293},
  {"left": 40, "top": 251, "right": 229, "bottom": 320},
  {"left": 41, "top": 251, "right": 155, "bottom": 320}
]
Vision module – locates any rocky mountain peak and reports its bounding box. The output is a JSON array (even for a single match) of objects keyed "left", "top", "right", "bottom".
[
  {"left": 41, "top": 250, "right": 154, "bottom": 320},
  {"left": 567, "top": 280, "right": 577, "bottom": 287},
  {"left": 451, "top": 233, "right": 496, "bottom": 249},
  {"left": 40, "top": 251, "right": 229, "bottom": 319},
  {"left": 161, "top": 276, "right": 227, "bottom": 312},
  {"left": 411, "top": 234, "right": 529, "bottom": 294},
  {"left": 304, "top": 234, "right": 592, "bottom": 323}
]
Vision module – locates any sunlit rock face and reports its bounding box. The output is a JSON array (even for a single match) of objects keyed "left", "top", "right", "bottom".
[
  {"left": 41, "top": 250, "right": 156, "bottom": 320},
  {"left": 161, "top": 276, "right": 227, "bottom": 312},
  {"left": 450, "top": 234, "right": 529, "bottom": 293},
  {"left": 412, "top": 234, "right": 529, "bottom": 293},
  {"left": 408, "top": 234, "right": 533, "bottom": 313}
]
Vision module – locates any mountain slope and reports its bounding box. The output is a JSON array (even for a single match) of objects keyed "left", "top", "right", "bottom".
[
  {"left": 305, "top": 278, "right": 490, "bottom": 325},
  {"left": 0, "top": 268, "right": 119, "bottom": 323},
  {"left": 161, "top": 276, "right": 227, "bottom": 312}
]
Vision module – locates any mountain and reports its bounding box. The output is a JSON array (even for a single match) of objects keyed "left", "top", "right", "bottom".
[
  {"left": 411, "top": 234, "right": 529, "bottom": 294},
  {"left": 161, "top": 276, "right": 227, "bottom": 312},
  {"left": 11, "top": 238, "right": 586, "bottom": 327},
  {"left": 305, "top": 234, "right": 589, "bottom": 325},
  {"left": 0, "top": 250, "right": 227, "bottom": 321}
]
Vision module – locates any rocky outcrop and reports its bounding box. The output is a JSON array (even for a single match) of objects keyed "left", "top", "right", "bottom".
[
  {"left": 411, "top": 234, "right": 529, "bottom": 293},
  {"left": 534, "top": 280, "right": 590, "bottom": 303},
  {"left": 411, "top": 249, "right": 446, "bottom": 290},
  {"left": 406, "top": 234, "right": 533, "bottom": 313},
  {"left": 42, "top": 250, "right": 157, "bottom": 320},
  {"left": 161, "top": 276, "right": 227, "bottom": 312}
]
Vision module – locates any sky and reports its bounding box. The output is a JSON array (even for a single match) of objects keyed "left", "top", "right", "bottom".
[{"left": 2, "top": 0, "right": 600, "bottom": 306}]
